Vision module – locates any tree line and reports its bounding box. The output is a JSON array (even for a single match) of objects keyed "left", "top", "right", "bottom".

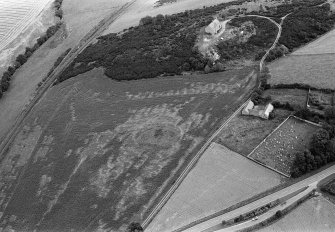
[
  {"left": 0, "top": 0, "right": 64, "bottom": 99},
  {"left": 291, "top": 107, "right": 335, "bottom": 177}
]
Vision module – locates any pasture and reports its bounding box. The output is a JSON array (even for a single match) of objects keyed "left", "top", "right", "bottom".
[
  {"left": 249, "top": 117, "right": 319, "bottom": 176},
  {"left": 146, "top": 143, "right": 283, "bottom": 232},
  {"left": 264, "top": 88, "right": 308, "bottom": 108},
  {"left": 268, "top": 54, "right": 335, "bottom": 89},
  {"left": 218, "top": 109, "right": 291, "bottom": 156},
  {"left": 0, "top": 67, "right": 256, "bottom": 231},
  {"left": 259, "top": 196, "right": 335, "bottom": 232}
]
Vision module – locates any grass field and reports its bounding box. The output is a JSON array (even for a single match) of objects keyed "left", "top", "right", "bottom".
[
  {"left": 264, "top": 88, "right": 308, "bottom": 107},
  {"left": 249, "top": 117, "right": 319, "bottom": 176},
  {"left": 259, "top": 196, "right": 335, "bottom": 232},
  {"left": 0, "top": 67, "right": 256, "bottom": 231},
  {"left": 292, "top": 28, "right": 335, "bottom": 55},
  {"left": 146, "top": 143, "right": 283, "bottom": 232},
  {"left": 218, "top": 109, "right": 291, "bottom": 156},
  {"left": 268, "top": 53, "right": 335, "bottom": 89}
]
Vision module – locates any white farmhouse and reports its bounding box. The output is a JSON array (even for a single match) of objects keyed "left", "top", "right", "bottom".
[
  {"left": 242, "top": 100, "right": 274, "bottom": 120},
  {"left": 205, "top": 19, "right": 222, "bottom": 35}
]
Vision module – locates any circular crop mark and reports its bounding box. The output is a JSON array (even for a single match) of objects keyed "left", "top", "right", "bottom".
[{"left": 134, "top": 123, "right": 182, "bottom": 149}]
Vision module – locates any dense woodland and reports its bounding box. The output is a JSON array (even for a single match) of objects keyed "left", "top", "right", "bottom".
[
  {"left": 218, "top": 16, "right": 278, "bottom": 62},
  {"left": 291, "top": 117, "right": 335, "bottom": 178},
  {"left": 279, "top": 3, "right": 335, "bottom": 51},
  {"left": 0, "top": 0, "right": 64, "bottom": 98},
  {"left": 57, "top": 0, "right": 335, "bottom": 83}
]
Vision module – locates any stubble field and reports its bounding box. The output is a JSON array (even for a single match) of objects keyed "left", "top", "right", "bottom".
[
  {"left": 146, "top": 143, "right": 283, "bottom": 232},
  {"left": 0, "top": 67, "right": 256, "bottom": 231},
  {"left": 258, "top": 196, "right": 335, "bottom": 232}
]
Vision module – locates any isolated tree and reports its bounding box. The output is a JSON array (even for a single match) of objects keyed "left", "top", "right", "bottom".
[
  {"left": 55, "top": 9, "right": 63, "bottom": 19},
  {"left": 16, "top": 54, "right": 27, "bottom": 65},
  {"left": 140, "top": 16, "right": 153, "bottom": 26},
  {"left": 310, "top": 129, "right": 330, "bottom": 156},
  {"left": 127, "top": 222, "right": 143, "bottom": 232}
]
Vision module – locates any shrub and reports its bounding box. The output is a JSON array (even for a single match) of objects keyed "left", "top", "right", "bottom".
[{"left": 275, "top": 210, "right": 283, "bottom": 218}]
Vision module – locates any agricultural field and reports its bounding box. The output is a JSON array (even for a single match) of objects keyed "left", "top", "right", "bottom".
[
  {"left": 292, "top": 28, "right": 335, "bottom": 55},
  {"left": 249, "top": 117, "right": 320, "bottom": 176},
  {"left": 0, "top": 67, "right": 256, "bottom": 231},
  {"left": 0, "top": 0, "right": 53, "bottom": 52},
  {"left": 268, "top": 53, "right": 335, "bottom": 89},
  {"left": 218, "top": 109, "right": 291, "bottom": 156},
  {"left": 258, "top": 196, "right": 335, "bottom": 232},
  {"left": 146, "top": 143, "right": 283, "bottom": 232},
  {"left": 0, "top": 0, "right": 55, "bottom": 72},
  {"left": 0, "top": 0, "right": 125, "bottom": 142},
  {"left": 264, "top": 88, "right": 308, "bottom": 108}
]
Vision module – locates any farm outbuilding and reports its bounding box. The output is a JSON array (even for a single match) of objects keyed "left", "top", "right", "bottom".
[
  {"left": 242, "top": 100, "right": 274, "bottom": 120},
  {"left": 205, "top": 19, "right": 222, "bottom": 35}
]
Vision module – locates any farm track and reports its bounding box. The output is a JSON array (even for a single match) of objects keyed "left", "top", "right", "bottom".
[{"left": 0, "top": 0, "right": 136, "bottom": 219}]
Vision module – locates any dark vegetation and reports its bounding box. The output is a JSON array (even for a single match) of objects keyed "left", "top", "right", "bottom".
[
  {"left": 321, "top": 179, "right": 335, "bottom": 196},
  {"left": 47, "top": 48, "right": 71, "bottom": 77},
  {"left": 279, "top": 4, "right": 335, "bottom": 51},
  {"left": 291, "top": 108, "right": 335, "bottom": 177},
  {"left": 0, "top": 0, "right": 64, "bottom": 99},
  {"left": 218, "top": 16, "right": 278, "bottom": 62},
  {"left": 56, "top": 0, "right": 335, "bottom": 83},
  {"left": 127, "top": 222, "right": 143, "bottom": 232},
  {"left": 154, "top": 0, "right": 177, "bottom": 8}
]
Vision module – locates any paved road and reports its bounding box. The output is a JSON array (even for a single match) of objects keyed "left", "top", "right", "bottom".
[{"left": 183, "top": 165, "right": 335, "bottom": 232}]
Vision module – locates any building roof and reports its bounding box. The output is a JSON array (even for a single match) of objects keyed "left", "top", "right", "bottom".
[{"left": 205, "top": 19, "right": 222, "bottom": 35}]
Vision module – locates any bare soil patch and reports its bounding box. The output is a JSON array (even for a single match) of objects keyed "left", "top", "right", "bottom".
[
  {"left": 249, "top": 117, "right": 320, "bottom": 176},
  {"left": 146, "top": 143, "right": 283, "bottom": 232}
]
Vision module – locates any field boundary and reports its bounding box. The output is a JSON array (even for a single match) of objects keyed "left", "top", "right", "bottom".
[{"left": 247, "top": 115, "right": 322, "bottom": 178}]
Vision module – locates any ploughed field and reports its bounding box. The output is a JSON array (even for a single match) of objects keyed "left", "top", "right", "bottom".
[
  {"left": 0, "top": 67, "right": 256, "bottom": 231},
  {"left": 0, "top": 0, "right": 52, "bottom": 52},
  {"left": 249, "top": 117, "right": 319, "bottom": 176}
]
